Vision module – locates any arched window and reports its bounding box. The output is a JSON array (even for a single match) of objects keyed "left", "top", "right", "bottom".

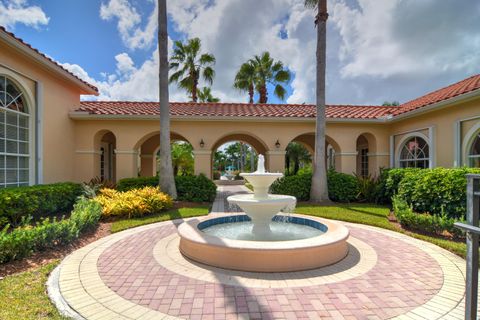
[
  {"left": 0, "top": 76, "right": 30, "bottom": 188},
  {"left": 468, "top": 132, "right": 480, "bottom": 167},
  {"left": 399, "top": 136, "right": 429, "bottom": 168}
]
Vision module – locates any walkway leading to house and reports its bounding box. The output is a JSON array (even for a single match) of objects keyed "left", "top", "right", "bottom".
[
  {"left": 49, "top": 186, "right": 470, "bottom": 320},
  {"left": 211, "top": 185, "right": 251, "bottom": 213}
]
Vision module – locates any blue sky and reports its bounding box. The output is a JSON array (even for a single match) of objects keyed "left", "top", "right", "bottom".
[{"left": 1, "top": 0, "right": 479, "bottom": 105}]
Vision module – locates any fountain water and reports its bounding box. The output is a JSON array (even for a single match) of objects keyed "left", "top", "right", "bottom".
[
  {"left": 226, "top": 155, "right": 296, "bottom": 239},
  {"left": 178, "top": 155, "right": 350, "bottom": 272}
]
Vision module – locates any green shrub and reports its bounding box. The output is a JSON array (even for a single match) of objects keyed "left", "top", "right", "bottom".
[
  {"left": 393, "top": 195, "right": 464, "bottom": 238},
  {"left": 374, "top": 168, "right": 421, "bottom": 203},
  {"left": 0, "top": 183, "right": 82, "bottom": 229},
  {"left": 94, "top": 187, "right": 173, "bottom": 218},
  {"left": 354, "top": 174, "right": 379, "bottom": 203},
  {"left": 270, "top": 170, "right": 358, "bottom": 202},
  {"left": 397, "top": 167, "right": 480, "bottom": 219},
  {"left": 327, "top": 170, "right": 359, "bottom": 202},
  {"left": 117, "top": 174, "right": 217, "bottom": 202},
  {"left": 175, "top": 174, "right": 217, "bottom": 202},
  {"left": 0, "top": 198, "right": 101, "bottom": 264},
  {"left": 270, "top": 173, "right": 311, "bottom": 201}
]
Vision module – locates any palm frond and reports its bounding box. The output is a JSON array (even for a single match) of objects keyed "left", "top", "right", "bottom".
[{"left": 274, "top": 84, "right": 287, "bottom": 101}]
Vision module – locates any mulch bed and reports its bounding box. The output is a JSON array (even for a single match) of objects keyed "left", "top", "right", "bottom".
[{"left": 0, "top": 222, "right": 111, "bottom": 279}]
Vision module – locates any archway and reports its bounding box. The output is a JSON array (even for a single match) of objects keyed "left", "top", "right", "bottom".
[
  {"left": 93, "top": 130, "right": 116, "bottom": 182},
  {"left": 137, "top": 132, "right": 193, "bottom": 177},
  {"left": 211, "top": 133, "right": 268, "bottom": 180},
  {"left": 287, "top": 133, "right": 341, "bottom": 173}
]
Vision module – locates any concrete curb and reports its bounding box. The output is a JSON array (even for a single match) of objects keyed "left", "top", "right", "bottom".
[{"left": 47, "top": 261, "right": 86, "bottom": 320}]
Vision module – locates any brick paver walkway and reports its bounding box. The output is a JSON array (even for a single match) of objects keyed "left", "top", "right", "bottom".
[
  {"left": 52, "top": 216, "right": 469, "bottom": 320},
  {"left": 50, "top": 184, "right": 469, "bottom": 320}
]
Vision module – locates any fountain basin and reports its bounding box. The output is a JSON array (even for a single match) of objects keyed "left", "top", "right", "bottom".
[{"left": 178, "top": 214, "right": 349, "bottom": 272}]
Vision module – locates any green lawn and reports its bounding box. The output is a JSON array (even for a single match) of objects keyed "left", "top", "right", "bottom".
[
  {"left": 297, "top": 203, "right": 467, "bottom": 258},
  {"left": 0, "top": 261, "right": 65, "bottom": 320},
  {"left": 110, "top": 206, "right": 210, "bottom": 233}
]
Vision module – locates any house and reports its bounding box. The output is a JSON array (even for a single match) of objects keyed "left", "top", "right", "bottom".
[{"left": 1, "top": 26, "right": 479, "bottom": 187}]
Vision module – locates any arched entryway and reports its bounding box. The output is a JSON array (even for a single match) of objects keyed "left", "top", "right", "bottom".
[
  {"left": 137, "top": 132, "right": 193, "bottom": 177},
  {"left": 287, "top": 133, "right": 341, "bottom": 172},
  {"left": 210, "top": 133, "right": 267, "bottom": 179},
  {"left": 355, "top": 133, "right": 377, "bottom": 177},
  {"left": 94, "top": 130, "right": 116, "bottom": 182}
]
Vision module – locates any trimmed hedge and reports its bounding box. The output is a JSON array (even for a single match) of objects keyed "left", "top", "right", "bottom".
[
  {"left": 95, "top": 187, "right": 173, "bottom": 218},
  {"left": 396, "top": 167, "right": 480, "bottom": 219},
  {"left": 0, "top": 198, "right": 102, "bottom": 264},
  {"left": 393, "top": 195, "right": 464, "bottom": 239},
  {"left": 0, "top": 183, "right": 83, "bottom": 229},
  {"left": 270, "top": 173, "right": 311, "bottom": 201},
  {"left": 270, "top": 170, "right": 359, "bottom": 202},
  {"left": 117, "top": 174, "right": 217, "bottom": 202}
]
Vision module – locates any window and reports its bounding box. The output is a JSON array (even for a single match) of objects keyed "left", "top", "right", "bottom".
[
  {"left": 360, "top": 148, "right": 369, "bottom": 178},
  {"left": 100, "top": 147, "right": 105, "bottom": 180},
  {"left": 0, "top": 76, "right": 29, "bottom": 188},
  {"left": 468, "top": 132, "right": 480, "bottom": 167},
  {"left": 399, "top": 136, "right": 429, "bottom": 168}
]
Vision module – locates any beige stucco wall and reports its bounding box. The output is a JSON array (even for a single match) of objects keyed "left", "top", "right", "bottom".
[
  {"left": 0, "top": 41, "right": 90, "bottom": 184},
  {"left": 71, "top": 117, "right": 393, "bottom": 181},
  {"left": 390, "top": 98, "right": 480, "bottom": 168}
]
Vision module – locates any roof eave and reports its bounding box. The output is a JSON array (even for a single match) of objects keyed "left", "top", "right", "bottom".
[
  {"left": 0, "top": 31, "right": 98, "bottom": 95},
  {"left": 68, "top": 112, "right": 387, "bottom": 123},
  {"left": 392, "top": 88, "right": 480, "bottom": 122}
]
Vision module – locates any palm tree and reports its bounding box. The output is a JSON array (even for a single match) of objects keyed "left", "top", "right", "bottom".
[
  {"left": 169, "top": 38, "right": 216, "bottom": 102},
  {"left": 286, "top": 142, "right": 312, "bottom": 175},
  {"left": 233, "top": 61, "right": 256, "bottom": 103},
  {"left": 158, "top": 0, "right": 177, "bottom": 197},
  {"left": 305, "top": 0, "right": 329, "bottom": 201},
  {"left": 198, "top": 87, "right": 220, "bottom": 102},
  {"left": 251, "top": 52, "right": 291, "bottom": 103}
]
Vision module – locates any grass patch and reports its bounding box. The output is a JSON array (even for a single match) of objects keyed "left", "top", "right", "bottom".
[
  {"left": 297, "top": 203, "right": 467, "bottom": 258},
  {"left": 110, "top": 206, "right": 210, "bottom": 233},
  {"left": 0, "top": 261, "right": 65, "bottom": 320}
]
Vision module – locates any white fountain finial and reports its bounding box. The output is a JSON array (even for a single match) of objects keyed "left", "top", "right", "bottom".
[{"left": 256, "top": 154, "right": 265, "bottom": 173}]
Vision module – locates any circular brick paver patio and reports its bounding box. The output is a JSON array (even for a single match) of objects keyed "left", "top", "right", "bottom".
[{"left": 52, "top": 217, "right": 468, "bottom": 320}]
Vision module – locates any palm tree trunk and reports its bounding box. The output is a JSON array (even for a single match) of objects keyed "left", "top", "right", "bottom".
[
  {"left": 248, "top": 83, "right": 254, "bottom": 103},
  {"left": 259, "top": 84, "right": 267, "bottom": 103},
  {"left": 310, "top": 0, "right": 329, "bottom": 202},
  {"left": 158, "top": 0, "right": 177, "bottom": 198},
  {"left": 192, "top": 72, "right": 198, "bottom": 102}
]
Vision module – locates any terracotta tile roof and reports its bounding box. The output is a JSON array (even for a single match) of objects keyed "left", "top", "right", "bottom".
[
  {"left": 0, "top": 26, "right": 98, "bottom": 93},
  {"left": 394, "top": 74, "right": 480, "bottom": 115},
  {"left": 77, "top": 101, "right": 396, "bottom": 119}
]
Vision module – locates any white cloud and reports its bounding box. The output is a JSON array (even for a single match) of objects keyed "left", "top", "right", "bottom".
[
  {"left": 78, "top": 0, "right": 480, "bottom": 105},
  {"left": 0, "top": 0, "right": 49, "bottom": 30},
  {"left": 100, "top": 0, "right": 157, "bottom": 50}
]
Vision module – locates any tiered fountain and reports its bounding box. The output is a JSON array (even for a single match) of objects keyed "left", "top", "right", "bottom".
[{"left": 178, "top": 155, "right": 349, "bottom": 272}]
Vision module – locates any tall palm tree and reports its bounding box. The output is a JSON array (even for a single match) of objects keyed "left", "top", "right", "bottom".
[
  {"left": 169, "top": 38, "right": 216, "bottom": 102},
  {"left": 251, "top": 52, "right": 291, "bottom": 103},
  {"left": 158, "top": 0, "right": 177, "bottom": 197},
  {"left": 233, "top": 61, "right": 256, "bottom": 103},
  {"left": 198, "top": 87, "right": 220, "bottom": 102},
  {"left": 305, "top": 0, "right": 329, "bottom": 201}
]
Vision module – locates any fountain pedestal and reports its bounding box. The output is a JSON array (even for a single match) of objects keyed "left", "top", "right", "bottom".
[{"left": 227, "top": 155, "right": 296, "bottom": 239}]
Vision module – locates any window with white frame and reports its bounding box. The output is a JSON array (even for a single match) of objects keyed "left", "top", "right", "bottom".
[
  {"left": 468, "top": 132, "right": 480, "bottom": 168},
  {"left": 399, "top": 136, "right": 429, "bottom": 168},
  {"left": 0, "top": 76, "right": 29, "bottom": 188}
]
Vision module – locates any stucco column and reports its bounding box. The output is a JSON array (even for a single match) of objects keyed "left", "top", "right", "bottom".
[
  {"left": 115, "top": 150, "right": 138, "bottom": 181},
  {"left": 266, "top": 151, "right": 286, "bottom": 173},
  {"left": 368, "top": 152, "right": 390, "bottom": 176},
  {"left": 336, "top": 152, "right": 358, "bottom": 175},
  {"left": 193, "top": 150, "right": 212, "bottom": 178},
  {"left": 139, "top": 154, "right": 156, "bottom": 177},
  {"left": 74, "top": 150, "right": 101, "bottom": 182}
]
